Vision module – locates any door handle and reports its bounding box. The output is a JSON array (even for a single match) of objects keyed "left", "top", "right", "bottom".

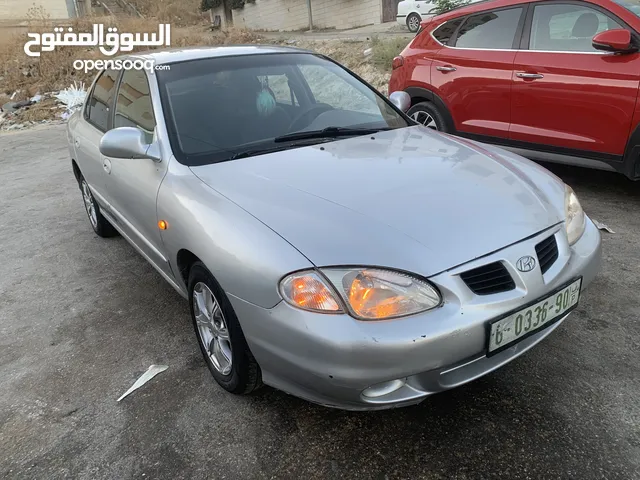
[
  {"left": 516, "top": 72, "right": 544, "bottom": 79},
  {"left": 436, "top": 66, "right": 457, "bottom": 72}
]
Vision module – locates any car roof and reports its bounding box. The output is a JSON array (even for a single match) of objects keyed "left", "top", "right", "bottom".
[
  {"left": 429, "top": 0, "right": 600, "bottom": 22},
  {"left": 424, "top": 0, "right": 640, "bottom": 31},
  {"left": 122, "top": 45, "right": 316, "bottom": 66}
]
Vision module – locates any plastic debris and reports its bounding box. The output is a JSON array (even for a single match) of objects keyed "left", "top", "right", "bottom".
[
  {"left": 31, "top": 94, "right": 43, "bottom": 103},
  {"left": 593, "top": 219, "right": 615, "bottom": 234},
  {"left": 363, "top": 48, "right": 373, "bottom": 57},
  {"left": 117, "top": 365, "right": 169, "bottom": 402},
  {"left": 55, "top": 82, "right": 87, "bottom": 120},
  {"left": 2, "top": 102, "right": 17, "bottom": 113}
]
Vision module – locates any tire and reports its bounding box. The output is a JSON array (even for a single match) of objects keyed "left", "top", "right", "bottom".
[
  {"left": 79, "top": 177, "right": 118, "bottom": 238},
  {"left": 407, "top": 101, "right": 448, "bottom": 132},
  {"left": 188, "top": 262, "right": 262, "bottom": 395},
  {"left": 407, "top": 13, "right": 421, "bottom": 33}
]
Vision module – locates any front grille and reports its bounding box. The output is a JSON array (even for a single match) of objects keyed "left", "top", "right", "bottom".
[
  {"left": 460, "top": 262, "right": 515, "bottom": 296},
  {"left": 535, "top": 235, "right": 559, "bottom": 274}
]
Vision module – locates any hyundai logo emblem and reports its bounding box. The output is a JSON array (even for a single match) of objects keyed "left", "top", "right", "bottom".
[{"left": 516, "top": 255, "right": 536, "bottom": 272}]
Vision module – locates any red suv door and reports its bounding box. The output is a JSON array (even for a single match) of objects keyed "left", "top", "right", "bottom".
[
  {"left": 510, "top": 1, "right": 640, "bottom": 157},
  {"left": 430, "top": 6, "right": 526, "bottom": 138}
]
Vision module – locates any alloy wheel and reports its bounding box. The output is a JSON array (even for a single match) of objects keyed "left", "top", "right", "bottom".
[
  {"left": 411, "top": 111, "right": 438, "bottom": 130},
  {"left": 193, "top": 282, "right": 233, "bottom": 375},
  {"left": 408, "top": 16, "right": 420, "bottom": 32},
  {"left": 81, "top": 180, "right": 98, "bottom": 229}
]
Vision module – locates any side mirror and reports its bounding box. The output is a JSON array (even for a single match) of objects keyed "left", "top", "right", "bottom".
[
  {"left": 99, "top": 127, "right": 160, "bottom": 161},
  {"left": 389, "top": 91, "right": 411, "bottom": 113},
  {"left": 592, "top": 29, "right": 636, "bottom": 53}
]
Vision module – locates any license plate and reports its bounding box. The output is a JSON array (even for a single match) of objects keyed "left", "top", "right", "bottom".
[{"left": 487, "top": 278, "right": 582, "bottom": 355}]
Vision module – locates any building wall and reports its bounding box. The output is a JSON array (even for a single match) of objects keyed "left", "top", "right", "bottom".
[
  {"left": 232, "top": 0, "right": 381, "bottom": 31},
  {"left": 210, "top": 5, "right": 231, "bottom": 29},
  {"left": 0, "top": 0, "right": 72, "bottom": 20}
]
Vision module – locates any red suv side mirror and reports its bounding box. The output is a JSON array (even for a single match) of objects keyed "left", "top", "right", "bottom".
[{"left": 592, "top": 29, "right": 637, "bottom": 53}]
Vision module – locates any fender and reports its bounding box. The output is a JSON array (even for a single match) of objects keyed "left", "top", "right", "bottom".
[
  {"left": 623, "top": 121, "right": 640, "bottom": 180},
  {"left": 404, "top": 86, "right": 456, "bottom": 132}
]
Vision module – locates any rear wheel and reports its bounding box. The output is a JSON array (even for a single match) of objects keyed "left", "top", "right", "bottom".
[
  {"left": 407, "top": 101, "right": 447, "bottom": 132},
  {"left": 188, "top": 262, "right": 262, "bottom": 395},
  {"left": 407, "top": 13, "right": 421, "bottom": 33},
  {"left": 79, "top": 177, "right": 118, "bottom": 237}
]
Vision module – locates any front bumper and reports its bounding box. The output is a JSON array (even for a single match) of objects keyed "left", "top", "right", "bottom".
[{"left": 230, "top": 218, "right": 601, "bottom": 410}]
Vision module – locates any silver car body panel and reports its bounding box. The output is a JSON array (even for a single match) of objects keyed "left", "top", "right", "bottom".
[
  {"left": 67, "top": 47, "right": 602, "bottom": 410},
  {"left": 191, "top": 126, "right": 567, "bottom": 278}
]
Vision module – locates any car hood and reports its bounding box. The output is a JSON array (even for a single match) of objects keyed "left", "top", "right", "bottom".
[{"left": 191, "top": 126, "right": 564, "bottom": 277}]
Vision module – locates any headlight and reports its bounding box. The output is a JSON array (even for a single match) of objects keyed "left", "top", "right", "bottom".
[
  {"left": 322, "top": 268, "right": 441, "bottom": 319},
  {"left": 565, "top": 185, "right": 586, "bottom": 245},
  {"left": 280, "top": 268, "right": 441, "bottom": 320}
]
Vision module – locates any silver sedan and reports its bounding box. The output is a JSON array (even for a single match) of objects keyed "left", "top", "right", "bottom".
[{"left": 67, "top": 46, "right": 601, "bottom": 410}]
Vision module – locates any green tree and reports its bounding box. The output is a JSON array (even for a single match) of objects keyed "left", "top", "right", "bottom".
[
  {"left": 200, "top": 0, "right": 222, "bottom": 11},
  {"left": 431, "top": 0, "right": 470, "bottom": 15}
]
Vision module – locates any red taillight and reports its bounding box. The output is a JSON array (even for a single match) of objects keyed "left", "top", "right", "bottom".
[{"left": 392, "top": 55, "right": 404, "bottom": 70}]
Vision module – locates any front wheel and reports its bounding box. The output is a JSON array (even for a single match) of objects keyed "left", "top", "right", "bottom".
[
  {"left": 188, "top": 262, "right": 262, "bottom": 395},
  {"left": 79, "top": 178, "right": 118, "bottom": 238},
  {"left": 407, "top": 13, "right": 421, "bottom": 33},
  {"left": 407, "top": 101, "right": 447, "bottom": 132}
]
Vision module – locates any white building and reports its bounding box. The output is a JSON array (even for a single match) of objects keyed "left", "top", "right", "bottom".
[
  {"left": 0, "top": 0, "right": 81, "bottom": 20},
  {"left": 211, "top": 0, "right": 402, "bottom": 32}
]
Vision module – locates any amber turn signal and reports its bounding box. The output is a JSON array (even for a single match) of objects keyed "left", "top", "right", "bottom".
[{"left": 158, "top": 220, "right": 168, "bottom": 230}]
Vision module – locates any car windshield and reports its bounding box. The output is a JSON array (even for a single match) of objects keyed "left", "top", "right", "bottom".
[
  {"left": 614, "top": 0, "right": 640, "bottom": 17},
  {"left": 156, "top": 52, "right": 409, "bottom": 166}
]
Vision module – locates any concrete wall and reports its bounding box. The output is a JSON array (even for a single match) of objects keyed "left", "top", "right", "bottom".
[
  {"left": 0, "top": 0, "right": 72, "bottom": 20},
  {"left": 232, "top": 0, "right": 381, "bottom": 32},
  {"left": 210, "top": 5, "right": 231, "bottom": 29}
]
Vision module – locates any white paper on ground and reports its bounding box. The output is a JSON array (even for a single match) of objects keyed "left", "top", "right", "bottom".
[
  {"left": 117, "top": 364, "right": 169, "bottom": 402},
  {"left": 592, "top": 219, "right": 615, "bottom": 234}
]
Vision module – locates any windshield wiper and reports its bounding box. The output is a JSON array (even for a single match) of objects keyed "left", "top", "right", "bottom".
[
  {"left": 274, "top": 126, "right": 391, "bottom": 143},
  {"left": 228, "top": 139, "right": 333, "bottom": 160},
  {"left": 228, "top": 145, "right": 292, "bottom": 160}
]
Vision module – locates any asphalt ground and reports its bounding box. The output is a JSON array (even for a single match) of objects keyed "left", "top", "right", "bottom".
[{"left": 1, "top": 125, "right": 638, "bottom": 479}]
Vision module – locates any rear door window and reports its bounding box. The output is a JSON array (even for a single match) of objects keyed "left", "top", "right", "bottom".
[{"left": 454, "top": 7, "right": 524, "bottom": 49}]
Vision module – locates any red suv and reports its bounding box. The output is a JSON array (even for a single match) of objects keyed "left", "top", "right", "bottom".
[{"left": 389, "top": 0, "right": 640, "bottom": 179}]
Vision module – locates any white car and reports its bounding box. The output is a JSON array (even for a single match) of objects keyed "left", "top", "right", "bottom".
[
  {"left": 397, "top": 0, "right": 485, "bottom": 32},
  {"left": 396, "top": 0, "right": 437, "bottom": 33}
]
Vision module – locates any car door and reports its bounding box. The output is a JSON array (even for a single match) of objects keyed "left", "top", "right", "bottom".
[
  {"left": 104, "top": 68, "right": 172, "bottom": 275},
  {"left": 510, "top": 1, "right": 640, "bottom": 157},
  {"left": 74, "top": 69, "right": 120, "bottom": 206},
  {"left": 430, "top": 5, "right": 526, "bottom": 138}
]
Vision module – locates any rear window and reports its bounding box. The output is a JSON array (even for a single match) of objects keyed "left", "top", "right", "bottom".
[
  {"left": 432, "top": 18, "right": 464, "bottom": 45},
  {"left": 455, "top": 7, "right": 524, "bottom": 49}
]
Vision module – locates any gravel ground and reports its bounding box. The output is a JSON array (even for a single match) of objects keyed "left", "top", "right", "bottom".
[{"left": 0, "top": 125, "right": 639, "bottom": 479}]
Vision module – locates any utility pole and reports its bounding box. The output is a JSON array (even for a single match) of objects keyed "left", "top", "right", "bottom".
[{"left": 307, "top": 0, "right": 313, "bottom": 31}]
